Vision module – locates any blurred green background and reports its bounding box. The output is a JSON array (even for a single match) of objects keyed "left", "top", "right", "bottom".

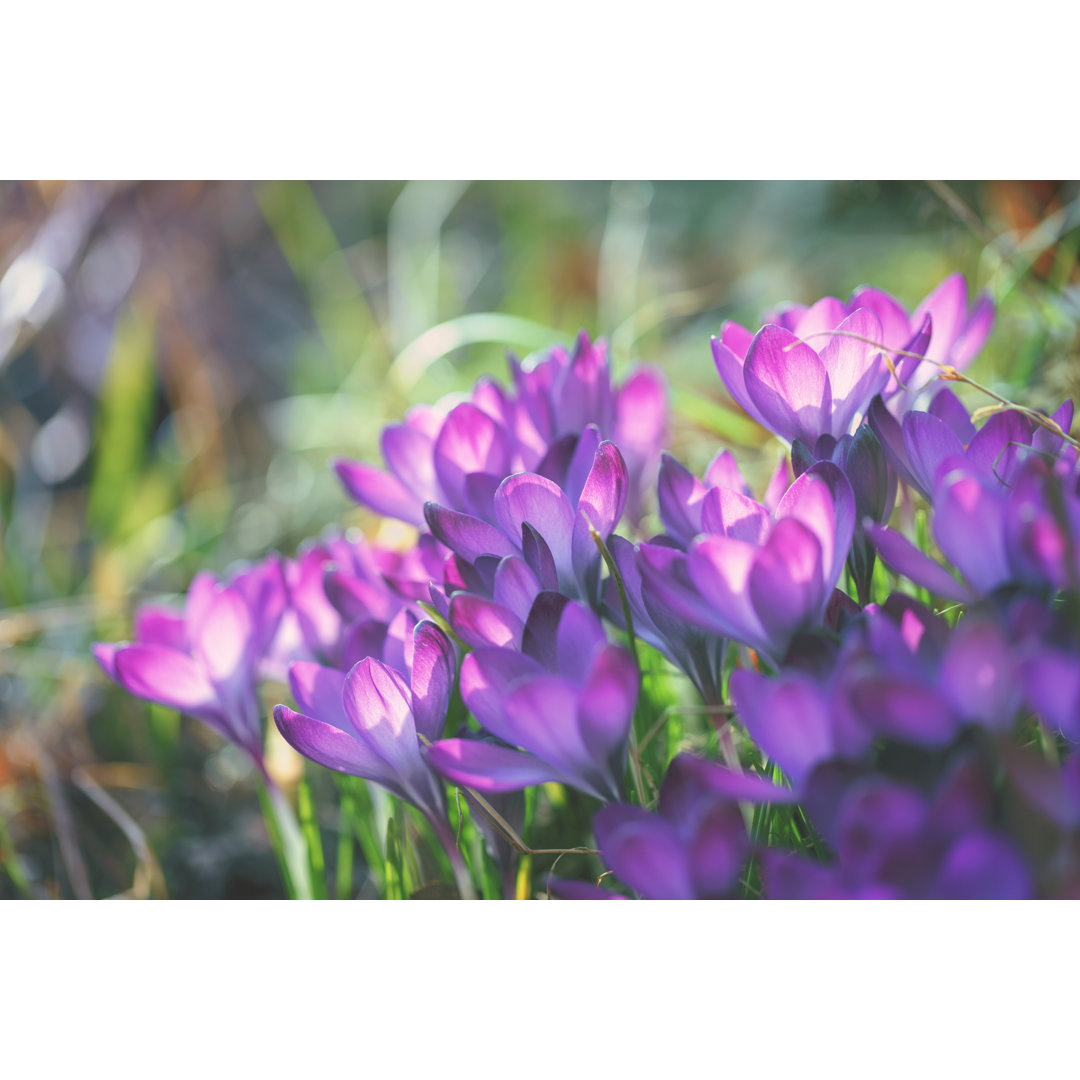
[{"left": 1, "top": 180, "right": 1078, "bottom": 898}]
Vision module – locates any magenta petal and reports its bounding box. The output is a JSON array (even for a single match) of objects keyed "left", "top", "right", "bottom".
[
  {"left": 191, "top": 588, "right": 253, "bottom": 686},
  {"left": 424, "top": 503, "right": 518, "bottom": 563},
  {"left": 448, "top": 593, "right": 525, "bottom": 650},
  {"left": 847, "top": 286, "right": 912, "bottom": 352},
  {"left": 773, "top": 462, "right": 854, "bottom": 590},
  {"left": 342, "top": 657, "right": 421, "bottom": 775},
  {"left": 333, "top": 458, "right": 423, "bottom": 525},
  {"left": 492, "top": 556, "right": 543, "bottom": 623},
  {"left": 914, "top": 272, "right": 967, "bottom": 365},
  {"left": 711, "top": 335, "right": 767, "bottom": 427},
  {"left": 593, "top": 805, "right": 693, "bottom": 900},
  {"left": 459, "top": 648, "right": 545, "bottom": 734},
  {"left": 288, "top": 662, "right": 349, "bottom": 729},
  {"left": 744, "top": 325, "right": 832, "bottom": 445},
  {"left": 864, "top": 522, "right": 972, "bottom": 602},
  {"left": 494, "top": 473, "right": 575, "bottom": 574},
  {"left": 114, "top": 645, "right": 217, "bottom": 712},
  {"left": 817, "top": 308, "right": 889, "bottom": 436},
  {"left": 950, "top": 291, "right": 995, "bottom": 370},
  {"left": 730, "top": 670, "right": 834, "bottom": 786},
  {"left": 901, "top": 410, "right": 966, "bottom": 498},
  {"left": 964, "top": 409, "right": 1034, "bottom": 486},
  {"left": 554, "top": 601, "right": 608, "bottom": 683},
  {"left": 425, "top": 738, "right": 565, "bottom": 793},
  {"left": 700, "top": 486, "right": 770, "bottom": 544},
  {"left": 381, "top": 422, "right": 437, "bottom": 504},
  {"left": 577, "top": 645, "right": 637, "bottom": 766},
  {"left": 433, "top": 402, "right": 512, "bottom": 510},
  {"left": 933, "top": 471, "right": 1011, "bottom": 594},
  {"left": 657, "top": 453, "right": 708, "bottom": 546},
  {"left": 686, "top": 535, "right": 766, "bottom": 646},
  {"left": 93, "top": 642, "right": 121, "bottom": 681},
  {"left": 273, "top": 705, "right": 398, "bottom": 787},
  {"left": 133, "top": 605, "right": 187, "bottom": 651},
  {"left": 410, "top": 621, "right": 455, "bottom": 742},
  {"left": 748, "top": 518, "right": 826, "bottom": 653},
  {"left": 928, "top": 387, "right": 976, "bottom": 444}
]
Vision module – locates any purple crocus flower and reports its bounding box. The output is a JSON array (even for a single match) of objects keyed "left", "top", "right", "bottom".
[
  {"left": 273, "top": 619, "right": 455, "bottom": 825},
  {"left": 424, "top": 432, "right": 629, "bottom": 607},
  {"left": 639, "top": 461, "right": 855, "bottom": 664},
  {"left": 712, "top": 308, "right": 891, "bottom": 446},
  {"left": 594, "top": 755, "right": 794, "bottom": 899},
  {"left": 94, "top": 556, "right": 288, "bottom": 770},
  {"left": 335, "top": 332, "right": 666, "bottom": 527},
  {"left": 763, "top": 273, "right": 995, "bottom": 410},
  {"left": 426, "top": 592, "right": 638, "bottom": 802}
]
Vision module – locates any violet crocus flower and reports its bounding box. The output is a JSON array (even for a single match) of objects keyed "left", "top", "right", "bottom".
[
  {"left": 335, "top": 332, "right": 666, "bottom": 527},
  {"left": 593, "top": 755, "right": 794, "bottom": 900},
  {"left": 93, "top": 556, "right": 288, "bottom": 770},
  {"left": 639, "top": 461, "right": 855, "bottom": 665},
  {"left": 273, "top": 619, "right": 454, "bottom": 824},
  {"left": 424, "top": 432, "right": 629, "bottom": 607},
  {"left": 712, "top": 308, "right": 891, "bottom": 446},
  {"left": 425, "top": 592, "right": 638, "bottom": 802},
  {"left": 763, "top": 273, "right": 995, "bottom": 409}
]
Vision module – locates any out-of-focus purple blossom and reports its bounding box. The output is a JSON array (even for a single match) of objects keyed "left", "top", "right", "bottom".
[
  {"left": 426, "top": 593, "right": 637, "bottom": 802},
  {"left": 424, "top": 433, "right": 629, "bottom": 607},
  {"left": 335, "top": 332, "right": 666, "bottom": 527},
  {"left": 639, "top": 461, "right": 855, "bottom": 665},
  {"left": 764, "top": 759, "right": 1031, "bottom": 899},
  {"left": 594, "top": 755, "right": 794, "bottom": 899},
  {"left": 94, "top": 556, "right": 288, "bottom": 769},
  {"left": 273, "top": 620, "right": 455, "bottom": 825}
]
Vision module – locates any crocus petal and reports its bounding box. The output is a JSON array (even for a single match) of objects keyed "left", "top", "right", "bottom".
[
  {"left": 571, "top": 440, "right": 629, "bottom": 589},
  {"left": 774, "top": 462, "right": 854, "bottom": 589},
  {"left": 381, "top": 422, "right": 437, "bottom": 504},
  {"left": 577, "top": 645, "right": 637, "bottom": 769},
  {"left": 816, "top": 308, "right": 889, "bottom": 436},
  {"left": 657, "top": 453, "right": 708, "bottom": 547},
  {"left": 949, "top": 291, "right": 995, "bottom": 370},
  {"left": 964, "top": 409, "right": 1034, "bottom": 486},
  {"left": 847, "top": 285, "right": 912, "bottom": 353},
  {"left": 342, "top": 657, "right": 421, "bottom": 777},
  {"left": 448, "top": 593, "right": 524, "bottom": 650},
  {"left": 410, "top": 621, "right": 455, "bottom": 742},
  {"left": 273, "top": 705, "right": 400, "bottom": 789},
  {"left": 288, "top": 662, "right": 349, "bottom": 730},
  {"left": 936, "top": 833, "right": 1029, "bottom": 900},
  {"left": 901, "top": 410, "right": 966, "bottom": 499},
  {"left": 432, "top": 402, "right": 512, "bottom": 511},
  {"left": 424, "top": 503, "right": 518, "bottom": 563},
  {"left": 689, "top": 803, "right": 749, "bottom": 898},
  {"left": 459, "top": 648, "right": 546, "bottom": 734},
  {"left": 333, "top": 459, "right": 423, "bottom": 525},
  {"left": 113, "top": 645, "right": 217, "bottom": 713},
  {"left": 914, "top": 272, "right": 967, "bottom": 366},
  {"left": 747, "top": 518, "right": 826, "bottom": 656},
  {"left": 425, "top": 738, "right": 566, "bottom": 793},
  {"left": 743, "top": 325, "right": 832, "bottom": 445},
  {"left": 492, "top": 556, "right": 543, "bottom": 623},
  {"left": 594, "top": 805, "right": 694, "bottom": 900},
  {"left": 494, "top": 473, "right": 575, "bottom": 575},
  {"left": 685, "top": 536, "right": 767, "bottom": 647},
  {"left": 934, "top": 470, "right": 1011, "bottom": 595},
  {"left": 133, "top": 605, "right": 187, "bottom": 651},
  {"left": 864, "top": 523, "right": 973, "bottom": 602},
  {"left": 711, "top": 333, "right": 768, "bottom": 427},
  {"left": 928, "top": 387, "right": 976, "bottom": 444},
  {"left": 730, "top": 670, "right": 835, "bottom": 786},
  {"left": 699, "top": 486, "right": 771, "bottom": 544}
]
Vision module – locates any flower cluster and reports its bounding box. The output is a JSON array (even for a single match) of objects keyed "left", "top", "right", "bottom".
[{"left": 95, "top": 273, "right": 1080, "bottom": 899}]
